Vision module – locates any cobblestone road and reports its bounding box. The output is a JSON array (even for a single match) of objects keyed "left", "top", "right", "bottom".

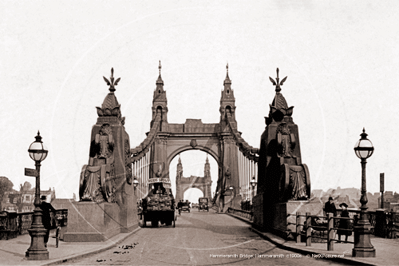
[{"left": 69, "top": 210, "right": 341, "bottom": 265}]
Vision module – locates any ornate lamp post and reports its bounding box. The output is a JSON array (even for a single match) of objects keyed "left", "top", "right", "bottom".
[
  {"left": 26, "top": 131, "right": 49, "bottom": 260},
  {"left": 133, "top": 176, "right": 139, "bottom": 195},
  {"left": 352, "top": 128, "right": 375, "bottom": 257},
  {"left": 250, "top": 176, "right": 257, "bottom": 203}
]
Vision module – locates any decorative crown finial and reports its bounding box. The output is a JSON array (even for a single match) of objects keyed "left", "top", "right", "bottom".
[
  {"left": 35, "top": 131, "right": 43, "bottom": 142},
  {"left": 103, "top": 68, "right": 121, "bottom": 93},
  {"left": 159, "top": 60, "right": 162, "bottom": 75},
  {"left": 226, "top": 63, "right": 229, "bottom": 73},
  {"left": 269, "top": 68, "right": 287, "bottom": 93}
]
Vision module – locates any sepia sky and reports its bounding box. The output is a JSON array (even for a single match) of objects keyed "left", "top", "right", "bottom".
[{"left": 1, "top": 0, "right": 399, "bottom": 199}]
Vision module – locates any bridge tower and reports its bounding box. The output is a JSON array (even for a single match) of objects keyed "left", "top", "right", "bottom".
[
  {"left": 150, "top": 61, "right": 169, "bottom": 179},
  {"left": 215, "top": 64, "right": 240, "bottom": 211}
]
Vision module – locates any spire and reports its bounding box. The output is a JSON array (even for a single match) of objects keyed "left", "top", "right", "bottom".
[
  {"left": 151, "top": 61, "right": 168, "bottom": 127},
  {"left": 156, "top": 60, "right": 163, "bottom": 85},
  {"left": 177, "top": 154, "right": 183, "bottom": 179},
  {"left": 224, "top": 63, "right": 231, "bottom": 85},
  {"left": 220, "top": 63, "right": 236, "bottom": 122},
  {"left": 204, "top": 154, "right": 210, "bottom": 178}
]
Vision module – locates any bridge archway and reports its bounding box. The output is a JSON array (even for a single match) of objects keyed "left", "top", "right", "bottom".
[{"left": 129, "top": 65, "right": 259, "bottom": 212}]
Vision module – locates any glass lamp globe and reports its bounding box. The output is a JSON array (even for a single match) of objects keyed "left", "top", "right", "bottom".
[
  {"left": 28, "top": 131, "right": 48, "bottom": 162},
  {"left": 354, "top": 128, "right": 374, "bottom": 159}
]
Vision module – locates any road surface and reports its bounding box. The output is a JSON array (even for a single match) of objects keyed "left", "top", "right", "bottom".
[{"left": 68, "top": 209, "right": 340, "bottom": 265}]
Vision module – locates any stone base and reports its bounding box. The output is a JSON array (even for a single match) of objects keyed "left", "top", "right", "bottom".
[
  {"left": 273, "top": 200, "right": 321, "bottom": 237},
  {"left": 252, "top": 193, "right": 265, "bottom": 230},
  {"left": 63, "top": 201, "right": 122, "bottom": 242},
  {"left": 252, "top": 194, "right": 323, "bottom": 237}
]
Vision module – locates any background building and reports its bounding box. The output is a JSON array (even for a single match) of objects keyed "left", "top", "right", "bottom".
[{"left": 1, "top": 181, "right": 55, "bottom": 212}]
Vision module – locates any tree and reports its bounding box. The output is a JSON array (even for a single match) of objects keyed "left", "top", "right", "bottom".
[{"left": 0, "top": 176, "right": 14, "bottom": 203}]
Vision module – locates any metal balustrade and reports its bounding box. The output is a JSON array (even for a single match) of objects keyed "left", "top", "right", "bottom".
[
  {"left": 0, "top": 209, "right": 68, "bottom": 240},
  {"left": 227, "top": 207, "right": 253, "bottom": 222}
]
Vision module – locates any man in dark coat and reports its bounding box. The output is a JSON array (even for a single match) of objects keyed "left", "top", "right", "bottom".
[
  {"left": 41, "top": 195, "right": 56, "bottom": 247},
  {"left": 324, "top": 197, "right": 337, "bottom": 216}
]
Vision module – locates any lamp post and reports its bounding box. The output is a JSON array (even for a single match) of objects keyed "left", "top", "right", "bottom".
[
  {"left": 352, "top": 128, "right": 375, "bottom": 257},
  {"left": 26, "top": 131, "right": 49, "bottom": 260},
  {"left": 250, "top": 176, "right": 257, "bottom": 204},
  {"left": 133, "top": 176, "right": 139, "bottom": 196}
]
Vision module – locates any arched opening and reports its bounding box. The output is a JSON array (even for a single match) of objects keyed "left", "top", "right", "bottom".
[
  {"left": 169, "top": 150, "right": 218, "bottom": 201},
  {"left": 183, "top": 188, "right": 203, "bottom": 203}
]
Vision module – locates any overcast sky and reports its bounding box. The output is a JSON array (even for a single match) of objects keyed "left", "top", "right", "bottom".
[{"left": 1, "top": 1, "right": 398, "bottom": 199}]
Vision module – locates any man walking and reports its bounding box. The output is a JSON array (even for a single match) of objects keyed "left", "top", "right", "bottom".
[{"left": 41, "top": 195, "right": 56, "bottom": 248}]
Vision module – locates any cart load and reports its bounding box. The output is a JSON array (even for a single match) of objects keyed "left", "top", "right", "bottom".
[{"left": 141, "top": 178, "right": 176, "bottom": 227}]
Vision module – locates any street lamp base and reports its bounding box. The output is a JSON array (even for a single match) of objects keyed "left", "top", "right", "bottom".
[
  {"left": 25, "top": 228, "right": 49, "bottom": 260},
  {"left": 352, "top": 224, "right": 376, "bottom": 258}
]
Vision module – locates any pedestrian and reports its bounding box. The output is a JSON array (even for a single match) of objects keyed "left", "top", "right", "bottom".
[
  {"left": 324, "top": 197, "right": 337, "bottom": 216},
  {"left": 337, "top": 203, "right": 352, "bottom": 242},
  {"left": 40, "top": 195, "right": 56, "bottom": 248}
]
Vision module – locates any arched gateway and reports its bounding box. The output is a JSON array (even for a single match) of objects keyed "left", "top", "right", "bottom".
[{"left": 129, "top": 63, "right": 259, "bottom": 212}]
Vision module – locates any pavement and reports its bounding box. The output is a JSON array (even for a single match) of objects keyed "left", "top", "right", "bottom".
[
  {"left": 228, "top": 212, "right": 399, "bottom": 266},
  {"left": 0, "top": 227, "right": 140, "bottom": 266},
  {"left": 0, "top": 214, "right": 398, "bottom": 266}
]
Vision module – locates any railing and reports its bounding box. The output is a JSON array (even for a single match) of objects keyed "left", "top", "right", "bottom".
[
  {"left": 373, "top": 210, "right": 399, "bottom": 238},
  {"left": 0, "top": 209, "right": 68, "bottom": 240},
  {"left": 227, "top": 207, "right": 253, "bottom": 222},
  {"left": 288, "top": 212, "right": 356, "bottom": 251}
]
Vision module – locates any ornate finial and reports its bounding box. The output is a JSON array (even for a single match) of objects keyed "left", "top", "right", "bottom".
[
  {"left": 226, "top": 63, "right": 229, "bottom": 73},
  {"left": 360, "top": 127, "right": 368, "bottom": 139},
  {"left": 35, "top": 131, "right": 43, "bottom": 142},
  {"left": 159, "top": 60, "right": 162, "bottom": 75},
  {"left": 103, "top": 68, "right": 121, "bottom": 93},
  {"left": 269, "top": 68, "right": 287, "bottom": 93}
]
